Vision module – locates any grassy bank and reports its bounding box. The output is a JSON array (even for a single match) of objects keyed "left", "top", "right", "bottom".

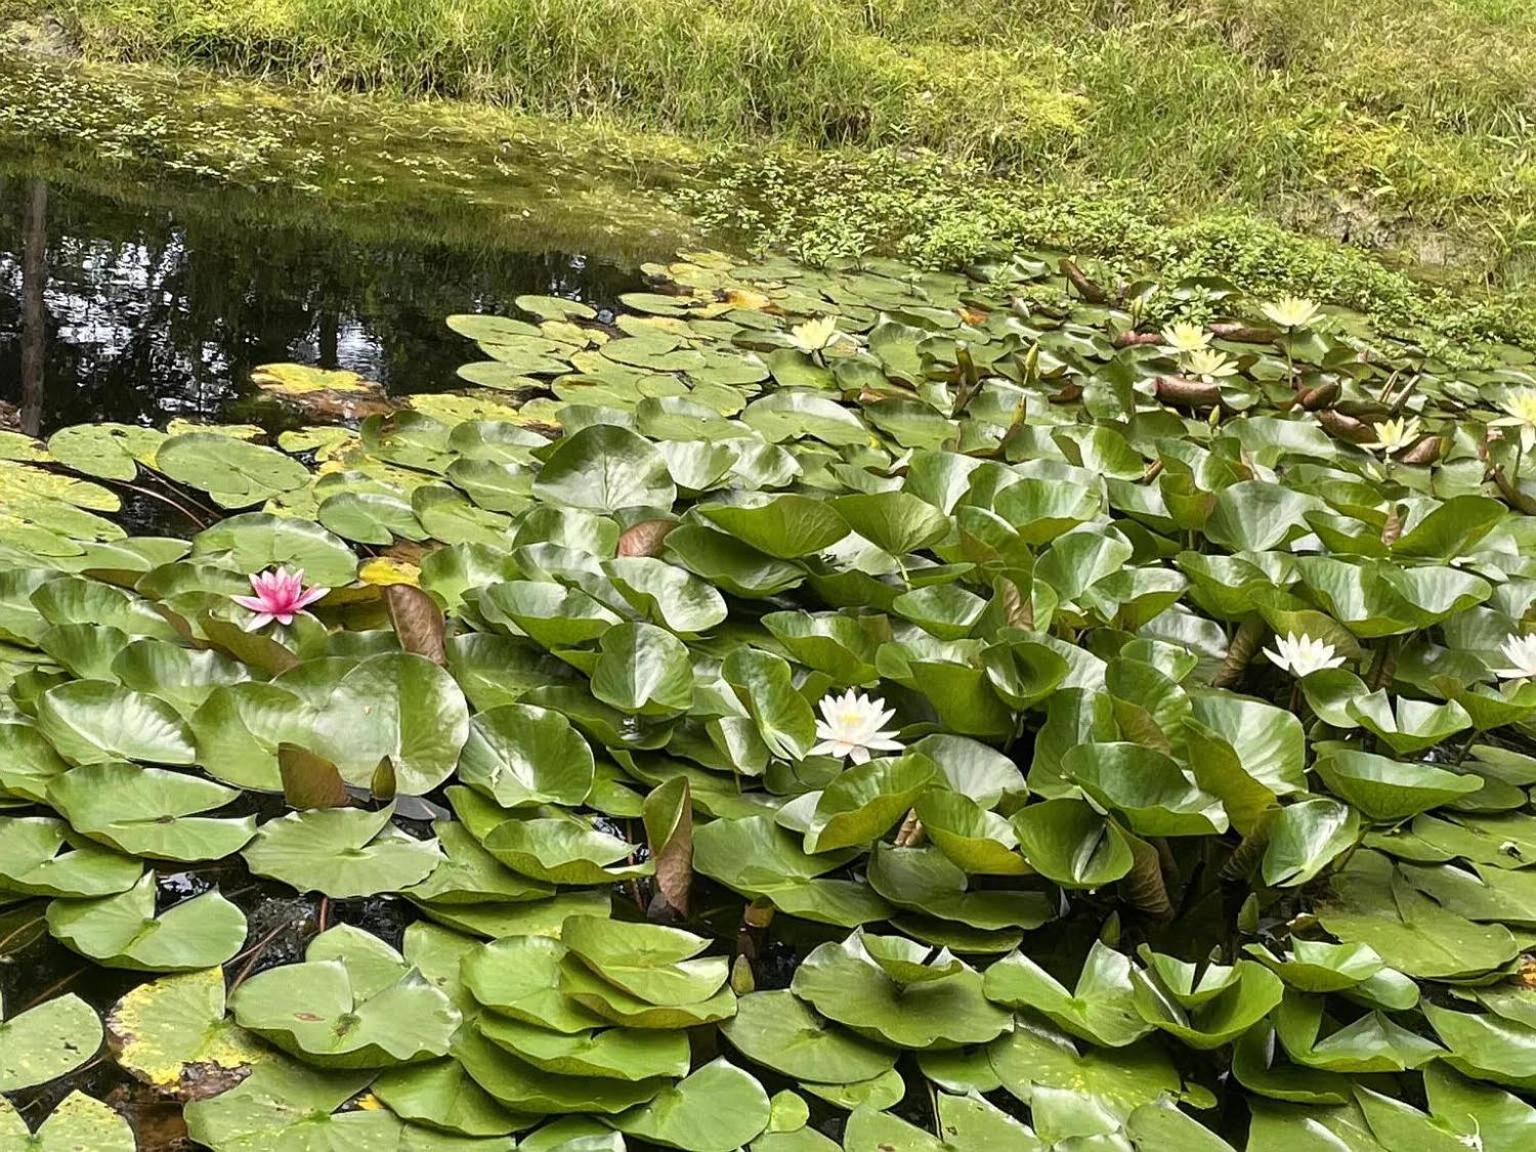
[{"left": 14, "top": 0, "right": 1536, "bottom": 286}]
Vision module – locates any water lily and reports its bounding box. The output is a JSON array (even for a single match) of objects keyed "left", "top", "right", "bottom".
[
  {"left": 809, "top": 689, "right": 903, "bottom": 764},
  {"left": 1160, "top": 322, "right": 1211, "bottom": 353},
  {"left": 789, "top": 315, "right": 844, "bottom": 355},
  {"left": 1261, "top": 296, "right": 1321, "bottom": 330},
  {"left": 1492, "top": 388, "right": 1536, "bottom": 449},
  {"left": 1185, "top": 347, "right": 1239, "bottom": 381},
  {"left": 1263, "top": 632, "right": 1345, "bottom": 677},
  {"left": 232, "top": 567, "right": 328, "bottom": 631},
  {"left": 1363, "top": 416, "right": 1422, "bottom": 454},
  {"left": 1494, "top": 634, "right": 1536, "bottom": 680}
]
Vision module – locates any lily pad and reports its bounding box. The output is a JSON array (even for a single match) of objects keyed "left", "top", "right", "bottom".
[{"left": 47, "top": 874, "right": 247, "bottom": 971}]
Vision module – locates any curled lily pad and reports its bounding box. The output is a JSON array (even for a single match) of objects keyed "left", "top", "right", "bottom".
[
  {"left": 1011, "top": 798, "right": 1133, "bottom": 888},
  {"left": 558, "top": 956, "right": 737, "bottom": 1029},
  {"left": 1131, "top": 957, "right": 1284, "bottom": 1050},
  {"left": 790, "top": 930, "right": 1011, "bottom": 1050},
  {"left": 983, "top": 940, "right": 1151, "bottom": 1047},
  {"left": 242, "top": 804, "right": 442, "bottom": 898},
  {"left": 561, "top": 916, "right": 728, "bottom": 1006},
  {"left": 1312, "top": 748, "right": 1482, "bottom": 821},
  {"left": 454, "top": 1024, "right": 666, "bottom": 1115},
  {"left": 478, "top": 1013, "right": 690, "bottom": 1082},
  {"left": 46, "top": 874, "right": 246, "bottom": 972}
]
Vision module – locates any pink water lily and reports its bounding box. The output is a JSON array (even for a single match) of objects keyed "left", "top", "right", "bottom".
[{"left": 232, "top": 567, "right": 328, "bottom": 631}]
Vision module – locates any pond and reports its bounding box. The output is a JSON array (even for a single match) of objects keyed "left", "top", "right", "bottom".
[{"left": 0, "top": 55, "right": 701, "bottom": 436}]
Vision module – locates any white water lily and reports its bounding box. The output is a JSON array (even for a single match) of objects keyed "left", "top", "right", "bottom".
[
  {"left": 1492, "top": 388, "right": 1536, "bottom": 450},
  {"left": 1363, "top": 416, "right": 1422, "bottom": 454},
  {"left": 809, "top": 689, "right": 903, "bottom": 764},
  {"left": 1263, "top": 632, "right": 1345, "bottom": 677},
  {"left": 789, "top": 315, "right": 843, "bottom": 355},
  {"left": 1160, "top": 322, "right": 1211, "bottom": 353},
  {"left": 1494, "top": 634, "right": 1536, "bottom": 680},
  {"left": 1261, "top": 296, "right": 1322, "bottom": 330},
  {"left": 1185, "top": 347, "right": 1239, "bottom": 381}
]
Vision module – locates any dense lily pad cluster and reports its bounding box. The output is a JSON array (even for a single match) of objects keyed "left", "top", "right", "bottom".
[{"left": 3, "top": 248, "right": 1536, "bottom": 1150}]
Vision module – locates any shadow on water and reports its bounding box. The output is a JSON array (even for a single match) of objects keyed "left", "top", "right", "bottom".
[{"left": 0, "top": 171, "right": 653, "bottom": 435}]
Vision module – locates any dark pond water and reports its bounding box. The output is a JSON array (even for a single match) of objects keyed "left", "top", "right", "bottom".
[{"left": 0, "top": 170, "right": 652, "bottom": 436}]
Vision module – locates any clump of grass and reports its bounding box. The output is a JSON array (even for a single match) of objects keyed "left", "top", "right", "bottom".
[{"left": 675, "top": 149, "right": 1536, "bottom": 355}]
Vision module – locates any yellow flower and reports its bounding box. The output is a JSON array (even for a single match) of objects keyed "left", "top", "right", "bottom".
[
  {"left": 1185, "top": 348, "right": 1239, "bottom": 381},
  {"left": 789, "top": 315, "right": 842, "bottom": 355},
  {"left": 1364, "top": 416, "right": 1422, "bottom": 454},
  {"left": 1262, "top": 297, "right": 1322, "bottom": 330},
  {"left": 1159, "top": 322, "right": 1211, "bottom": 353}
]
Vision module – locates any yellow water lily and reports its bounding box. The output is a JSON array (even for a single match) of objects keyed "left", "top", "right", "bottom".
[
  {"left": 1159, "top": 322, "right": 1211, "bottom": 353},
  {"left": 1363, "top": 415, "right": 1422, "bottom": 454},
  {"left": 1262, "top": 296, "right": 1322, "bottom": 330},
  {"left": 1185, "top": 347, "right": 1239, "bottom": 381},
  {"left": 788, "top": 315, "right": 843, "bottom": 355}
]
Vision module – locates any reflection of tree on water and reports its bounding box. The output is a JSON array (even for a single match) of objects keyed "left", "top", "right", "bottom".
[
  {"left": 0, "top": 172, "right": 644, "bottom": 434},
  {"left": 19, "top": 178, "right": 45, "bottom": 436}
]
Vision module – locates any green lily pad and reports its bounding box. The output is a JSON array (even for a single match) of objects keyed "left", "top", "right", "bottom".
[
  {"left": 46, "top": 873, "right": 246, "bottom": 971},
  {"left": 0, "top": 993, "right": 103, "bottom": 1092},
  {"left": 790, "top": 930, "right": 1011, "bottom": 1050},
  {"left": 483, "top": 818, "right": 649, "bottom": 886},
  {"left": 243, "top": 804, "right": 442, "bottom": 898},
  {"left": 534, "top": 424, "right": 677, "bottom": 514},
  {"left": 0, "top": 1091, "right": 134, "bottom": 1151},
  {"left": 462, "top": 936, "right": 608, "bottom": 1034},
  {"left": 1317, "top": 851, "right": 1518, "bottom": 979},
  {"left": 459, "top": 704, "right": 595, "bottom": 809},
  {"left": 453, "top": 1024, "right": 666, "bottom": 1115},
  {"left": 719, "top": 990, "right": 897, "bottom": 1084},
  {"left": 310, "top": 652, "right": 470, "bottom": 795},
  {"left": 232, "top": 928, "right": 461, "bottom": 1068},
  {"left": 36, "top": 679, "right": 196, "bottom": 765},
  {"left": 1313, "top": 748, "right": 1482, "bottom": 821},
  {"left": 0, "top": 816, "right": 141, "bottom": 898},
  {"left": 609, "top": 1058, "right": 771, "bottom": 1152},
  {"left": 561, "top": 916, "right": 728, "bottom": 1007},
  {"left": 983, "top": 940, "right": 1151, "bottom": 1047},
  {"left": 157, "top": 433, "right": 311, "bottom": 508},
  {"left": 693, "top": 815, "right": 891, "bottom": 927},
  {"left": 478, "top": 1013, "right": 690, "bottom": 1081},
  {"left": 372, "top": 1057, "right": 529, "bottom": 1138},
  {"left": 47, "top": 762, "right": 256, "bottom": 862}
]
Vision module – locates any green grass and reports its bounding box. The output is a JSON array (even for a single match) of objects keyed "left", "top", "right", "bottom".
[{"left": 19, "top": 0, "right": 1536, "bottom": 286}]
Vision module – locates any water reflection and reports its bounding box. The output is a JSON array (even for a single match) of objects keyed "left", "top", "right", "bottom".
[{"left": 0, "top": 172, "right": 647, "bottom": 434}]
